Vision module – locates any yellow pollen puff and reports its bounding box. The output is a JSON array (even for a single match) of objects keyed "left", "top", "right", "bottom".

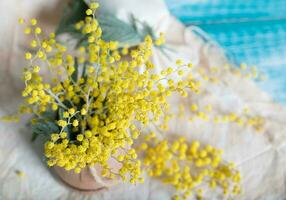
[
  {"left": 46, "top": 45, "right": 52, "bottom": 52},
  {"left": 77, "top": 134, "right": 84, "bottom": 141},
  {"left": 117, "top": 155, "right": 124, "bottom": 161},
  {"left": 84, "top": 130, "right": 92, "bottom": 138},
  {"left": 176, "top": 59, "right": 183, "bottom": 66},
  {"left": 60, "top": 132, "right": 67, "bottom": 139},
  {"left": 35, "top": 27, "right": 42, "bottom": 34},
  {"left": 42, "top": 42, "right": 47, "bottom": 48},
  {"left": 30, "top": 18, "right": 37, "bottom": 26},
  {"left": 52, "top": 104, "right": 58, "bottom": 111},
  {"left": 68, "top": 108, "right": 75, "bottom": 115},
  {"left": 243, "top": 107, "right": 249, "bottom": 114},
  {"left": 204, "top": 104, "right": 212, "bottom": 112},
  {"left": 24, "top": 27, "right": 31, "bottom": 34},
  {"left": 30, "top": 40, "right": 37, "bottom": 48},
  {"left": 140, "top": 143, "right": 148, "bottom": 150},
  {"left": 58, "top": 120, "right": 67, "bottom": 127},
  {"left": 46, "top": 141, "right": 54, "bottom": 149},
  {"left": 240, "top": 63, "right": 247, "bottom": 70},
  {"left": 74, "top": 167, "right": 81, "bottom": 174},
  {"left": 81, "top": 108, "right": 87, "bottom": 115},
  {"left": 132, "top": 131, "right": 140, "bottom": 139},
  {"left": 191, "top": 104, "right": 198, "bottom": 111},
  {"left": 63, "top": 112, "right": 69, "bottom": 118},
  {"left": 16, "top": 170, "right": 25, "bottom": 177},
  {"left": 177, "top": 70, "right": 184, "bottom": 76},
  {"left": 24, "top": 71, "right": 32, "bottom": 81},
  {"left": 51, "top": 133, "right": 59, "bottom": 142},
  {"left": 138, "top": 177, "right": 144, "bottom": 183},
  {"left": 50, "top": 32, "right": 55, "bottom": 38},
  {"left": 121, "top": 47, "right": 129, "bottom": 55},
  {"left": 172, "top": 195, "right": 179, "bottom": 200},
  {"left": 18, "top": 18, "right": 24, "bottom": 24},
  {"left": 166, "top": 67, "right": 173, "bottom": 74},
  {"left": 25, "top": 52, "right": 32, "bottom": 60},
  {"left": 209, "top": 180, "right": 216, "bottom": 188},
  {"left": 86, "top": 9, "right": 93, "bottom": 15},
  {"left": 191, "top": 140, "right": 200, "bottom": 149},
  {"left": 155, "top": 37, "right": 164, "bottom": 46},
  {"left": 37, "top": 50, "right": 44, "bottom": 58},
  {"left": 88, "top": 66, "right": 95, "bottom": 74},
  {"left": 72, "top": 119, "right": 79, "bottom": 127},
  {"left": 90, "top": 2, "right": 99, "bottom": 9},
  {"left": 88, "top": 36, "right": 95, "bottom": 43}
]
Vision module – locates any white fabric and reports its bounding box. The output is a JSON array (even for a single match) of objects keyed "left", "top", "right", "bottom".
[
  {"left": 1, "top": 0, "right": 286, "bottom": 199},
  {"left": 94, "top": 0, "right": 170, "bottom": 32}
]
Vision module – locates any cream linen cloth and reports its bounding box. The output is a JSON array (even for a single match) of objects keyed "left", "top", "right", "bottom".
[{"left": 1, "top": 0, "right": 286, "bottom": 199}]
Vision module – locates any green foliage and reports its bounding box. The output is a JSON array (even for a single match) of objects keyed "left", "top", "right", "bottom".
[
  {"left": 98, "top": 14, "right": 141, "bottom": 47},
  {"left": 71, "top": 57, "right": 79, "bottom": 82},
  {"left": 56, "top": 0, "right": 158, "bottom": 48},
  {"left": 31, "top": 120, "right": 59, "bottom": 142},
  {"left": 56, "top": 0, "right": 88, "bottom": 35},
  {"left": 30, "top": 111, "right": 59, "bottom": 142}
]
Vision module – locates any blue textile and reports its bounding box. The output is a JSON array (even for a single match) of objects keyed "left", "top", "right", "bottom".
[{"left": 165, "top": 0, "right": 286, "bottom": 105}]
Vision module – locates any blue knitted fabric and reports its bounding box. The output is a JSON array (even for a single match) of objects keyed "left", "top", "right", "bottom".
[{"left": 165, "top": 0, "right": 286, "bottom": 105}]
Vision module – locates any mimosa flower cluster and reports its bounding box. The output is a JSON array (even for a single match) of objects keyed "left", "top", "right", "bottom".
[
  {"left": 139, "top": 135, "right": 241, "bottom": 200},
  {"left": 14, "top": 3, "right": 200, "bottom": 184}
]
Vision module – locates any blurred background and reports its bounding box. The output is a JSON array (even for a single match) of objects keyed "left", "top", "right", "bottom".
[{"left": 166, "top": 0, "right": 286, "bottom": 106}]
